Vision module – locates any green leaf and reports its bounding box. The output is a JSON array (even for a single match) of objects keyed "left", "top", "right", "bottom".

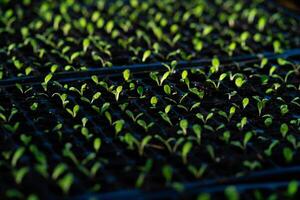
[
  {"left": 242, "top": 98, "right": 249, "bottom": 109},
  {"left": 287, "top": 180, "right": 298, "bottom": 197},
  {"left": 182, "top": 142, "right": 192, "bottom": 164},
  {"left": 219, "top": 73, "right": 227, "bottom": 81},
  {"left": 12, "top": 147, "right": 26, "bottom": 167},
  {"left": 280, "top": 123, "right": 289, "bottom": 138},
  {"left": 44, "top": 73, "right": 53, "bottom": 84},
  {"left": 58, "top": 173, "right": 74, "bottom": 194},
  {"left": 14, "top": 167, "right": 29, "bottom": 184},
  {"left": 164, "top": 84, "right": 171, "bottom": 95},
  {"left": 235, "top": 77, "right": 245, "bottom": 88},
  {"left": 94, "top": 138, "right": 102, "bottom": 152},
  {"left": 283, "top": 147, "right": 293, "bottom": 163},
  {"left": 224, "top": 186, "right": 239, "bottom": 200},
  {"left": 123, "top": 69, "right": 131, "bottom": 81},
  {"left": 160, "top": 71, "right": 170, "bottom": 86},
  {"left": 114, "top": 120, "right": 125, "bottom": 135},
  {"left": 142, "top": 50, "right": 151, "bottom": 62},
  {"left": 243, "top": 131, "right": 253, "bottom": 147},
  {"left": 192, "top": 124, "right": 202, "bottom": 143},
  {"left": 150, "top": 96, "right": 158, "bottom": 106},
  {"left": 83, "top": 38, "right": 90, "bottom": 52},
  {"left": 181, "top": 70, "right": 188, "bottom": 79}
]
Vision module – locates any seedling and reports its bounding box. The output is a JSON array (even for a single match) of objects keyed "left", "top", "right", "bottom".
[
  {"left": 210, "top": 57, "right": 220, "bottom": 73},
  {"left": 93, "top": 138, "right": 102, "bottom": 152},
  {"left": 192, "top": 124, "right": 202, "bottom": 144},
  {"left": 113, "top": 120, "right": 125, "bottom": 135},
  {"left": 236, "top": 117, "right": 247, "bottom": 130},
  {"left": 58, "top": 173, "right": 74, "bottom": 194},
  {"left": 113, "top": 86, "right": 123, "bottom": 101},
  {"left": 142, "top": 50, "right": 151, "bottom": 62},
  {"left": 182, "top": 142, "right": 193, "bottom": 164},
  {"left": 123, "top": 69, "right": 131, "bottom": 82},
  {"left": 137, "top": 119, "right": 154, "bottom": 132},
  {"left": 280, "top": 123, "right": 289, "bottom": 138},
  {"left": 253, "top": 96, "right": 268, "bottom": 116},
  {"left": 283, "top": 147, "right": 293, "bottom": 163},
  {"left": 162, "top": 165, "right": 173, "bottom": 184},
  {"left": 150, "top": 96, "right": 158, "bottom": 107},
  {"left": 66, "top": 105, "right": 80, "bottom": 118},
  {"left": 235, "top": 76, "right": 246, "bottom": 88},
  {"left": 187, "top": 164, "right": 207, "bottom": 178},
  {"left": 179, "top": 119, "right": 188, "bottom": 135}
]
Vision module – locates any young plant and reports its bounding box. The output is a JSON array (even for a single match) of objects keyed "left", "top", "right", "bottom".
[
  {"left": 162, "top": 165, "right": 173, "bottom": 185},
  {"left": 150, "top": 96, "right": 158, "bottom": 107},
  {"left": 58, "top": 173, "right": 74, "bottom": 194},
  {"left": 121, "top": 133, "right": 152, "bottom": 156},
  {"left": 123, "top": 69, "right": 131, "bottom": 82},
  {"left": 252, "top": 96, "right": 268, "bottom": 116},
  {"left": 218, "top": 106, "right": 236, "bottom": 122},
  {"left": 242, "top": 97, "right": 249, "bottom": 109},
  {"left": 179, "top": 119, "right": 188, "bottom": 135},
  {"left": 137, "top": 119, "right": 154, "bottom": 132},
  {"left": 66, "top": 105, "right": 80, "bottom": 118},
  {"left": 280, "top": 123, "right": 289, "bottom": 138},
  {"left": 149, "top": 71, "right": 170, "bottom": 86},
  {"left": 236, "top": 117, "right": 247, "bottom": 130},
  {"left": 196, "top": 112, "right": 214, "bottom": 124},
  {"left": 112, "top": 86, "right": 123, "bottom": 101},
  {"left": 187, "top": 164, "right": 207, "bottom": 178},
  {"left": 192, "top": 124, "right": 202, "bottom": 144},
  {"left": 113, "top": 119, "right": 125, "bottom": 135},
  {"left": 182, "top": 142, "right": 193, "bottom": 164}
]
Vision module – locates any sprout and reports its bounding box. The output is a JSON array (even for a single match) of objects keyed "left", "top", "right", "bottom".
[
  {"left": 136, "top": 86, "right": 145, "bottom": 98},
  {"left": 142, "top": 50, "right": 151, "bottom": 62},
  {"left": 11, "top": 147, "right": 26, "bottom": 167},
  {"left": 187, "top": 164, "right": 207, "bottom": 178},
  {"left": 253, "top": 96, "right": 268, "bottom": 116},
  {"left": 287, "top": 180, "right": 298, "bottom": 197},
  {"left": 210, "top": 57, "right": 220, "bottom": 73},
  {"left": 236, "top": 117, "right": 247, "bottom": 130},
  {"left": 243, "top": 131, "right": 253, "bottom": 149},
  {"left": 150, "top": 96, "right": 158, "bottom": 107},
  {"left": 123, "top": 69, "right": 131, "bottom": 82},
  {"left": 192, "top": 124, "right": 202, "bottom": 144},
  {"left": 162, "top": 165, "right": 173, "bottom": 184},
  {"left": 93, "top": 138, "right": 102, "bottom": 152},
  {"left": 264, "top": 140, "right": 279, "bottom": 156},
  {"left": 179, "top": 119, "right": 188, "bottom": 135},
  {"left": 235, "top": 77, "right": 245, "bottom": 88},
  {"left": 83, "top": 38, "right": 90, "bottom": 52},
  {"left": 280, "top": 123, "right": 289, "bottom": 138},
  {"left": 137, "top": 119, "right": 154, "bottom": 132},
  {"left": 182, "top": 142, "right": 193, "bottom": 164},
  {"left": 42, "top": 73, "right": 53, "bottom": 91},
  {"left": 126, "top": 110, "right": 143, "bottom": 122},
  {"left": 52, "top": 163, "right": 68, "bottom": 180},
  {"left": 283, "top": 147, "right": 293, "bottom": 163},
  {"left": 242, "top": 98, "right": 249, "bottom": 109},
  {"left": 280, "top": 104, "right": 289, "bottom": 116},
  {"left": 66, "top": 105, "right": 80, "bottom": 118},
  {"left": 159, "top": 111, "right": 173, "bottom": 126},
  {"left": 113, "top": 86, "right": 123, "bottom": 101},
  {"left": 58, "top": 173, "right": 74, "bottom": 194},
  {"left": 13, "top": 167, "right": 29, "bottom": 184},
  {"left": 163, "top": 84, "right": 171, "bottom": 95},
  {"left": 224, "top": 186, "right": 239, "bottom": 200},
  {"left": 113, "top": 120, "right": 125, "bottom": 135}
]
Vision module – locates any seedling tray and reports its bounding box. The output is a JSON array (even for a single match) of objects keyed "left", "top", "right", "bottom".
[{"left": 1, "top": 51, "right": 300, "bottom": 199}]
